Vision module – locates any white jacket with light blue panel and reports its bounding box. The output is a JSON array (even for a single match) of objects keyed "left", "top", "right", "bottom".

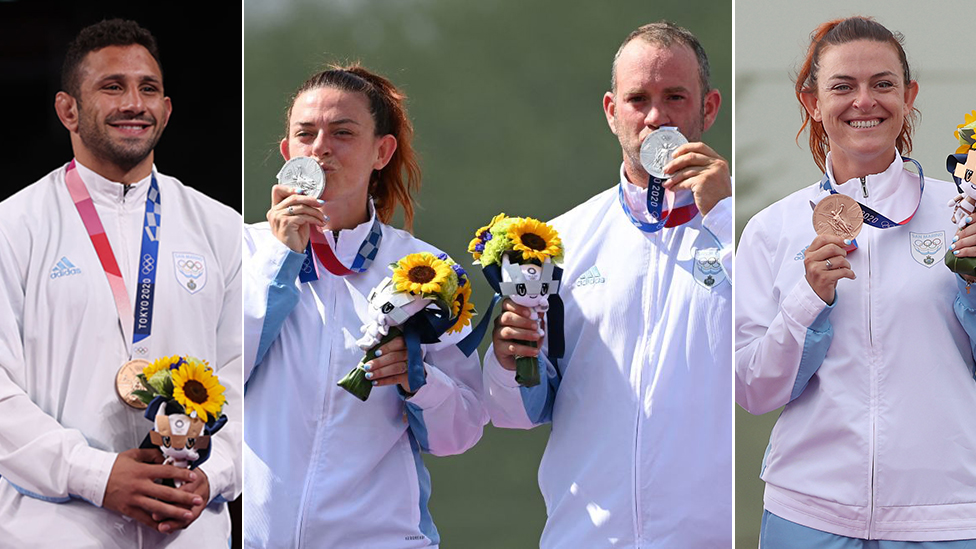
[
  {"left": 485, "top": 169, "right": 734, "bottom": 549},
  {"left": 243, "top": 215, "right": 487, "bottom": 549},
  {"left": 736, "top": 153, "right": 976, "bottom": 541}
]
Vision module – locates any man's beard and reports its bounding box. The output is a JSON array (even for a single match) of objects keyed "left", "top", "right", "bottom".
[{"left": 77, "top": 108, "right": 163, "bottom": 172}]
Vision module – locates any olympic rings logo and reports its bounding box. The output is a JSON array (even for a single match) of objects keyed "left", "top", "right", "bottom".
[
  {"left": 178, "top": 260, "right": 203, "bottom": 272},
  {"left": 134, "top": 346, "right": 148, "bottom": 355},
  {"left": 913, "top": 237, "right": 942, "bottom": 253},
  {"left": 698, "top": 260, "right": 722, "bottom": 274},
  {"left": 141, "top": 254, "right": 155, "bottom": 274}
]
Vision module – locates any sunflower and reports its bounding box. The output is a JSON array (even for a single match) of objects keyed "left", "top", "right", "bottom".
[
  {"left": 507, "top": 217, "right": 562, "bottom": 262},
  {"left": 446, "top": 282, "right": 476, "bottom": 335},
  {"left": 955, "top": 110, "right": 976, "bottom": 154},
  {"left": 172, "top": 360, "right": 226, "bottom": 422},
  {"left": 392, "top": 253, "right": 453, "bottom": 295}
]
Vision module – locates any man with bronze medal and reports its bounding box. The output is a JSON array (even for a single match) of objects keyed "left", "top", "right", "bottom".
[
  {"left": 0, "top": 20, "right": 241, "bottom": 547},
  {"left": 484, "top": 22, "right": 733, "bottom": 547}
]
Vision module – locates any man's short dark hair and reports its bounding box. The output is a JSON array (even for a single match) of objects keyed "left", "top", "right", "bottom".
[
  {"left": 611, "top": 21, "right": 711, "bottom": 97},
  {"left": 61, "top": 19, "right": 162, "bottom": 98}
]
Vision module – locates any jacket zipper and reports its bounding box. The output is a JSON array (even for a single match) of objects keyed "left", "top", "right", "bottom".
[
  {"left": 860, "top": 177, "right": 869, "bottom": 198},
  {"left": 632, "top": 239, "right": 657, "bottom": 545},
  {"left": 119, "top": 189, "right": 142, "bottom": 549},
  {"left": 297, "top": 277, "right": 338, "bottom": 548},
  {"left": 865, "top": 205, "right": 877, "bottom": 538}
]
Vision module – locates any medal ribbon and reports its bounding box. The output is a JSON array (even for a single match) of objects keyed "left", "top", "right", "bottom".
[
  {"left": 618, "top": 176, "right": 699, "bottom": 233},
  {"left": 299, "top": 217, "right": 382, "bottom": 282},
  {"left": 65, "top": 160, "right": 161, "bottom": 359},
  {"left": 820, "top": 157, "right": 925, "bottom": 229}
]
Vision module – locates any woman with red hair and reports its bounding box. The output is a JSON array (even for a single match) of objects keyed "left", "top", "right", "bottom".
[
  {"left": 242, "top": 65, "right": 487, "bottom": 548},
  {"left": 736, "top": 17, "right": 976, "bottom": 547}
]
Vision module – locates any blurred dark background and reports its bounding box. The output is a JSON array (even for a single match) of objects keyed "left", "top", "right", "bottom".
[
  {"left": 244, "top": 0, "right": 731, "bottom": 546},
  {"left": 0, "top": 1, "right": 241, "bottom": 547},
  {"left": 0, "top": 0, "right": 241, "bottom": 211}
]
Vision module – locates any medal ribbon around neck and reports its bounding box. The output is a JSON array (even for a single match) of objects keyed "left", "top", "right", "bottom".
[
  {"left": 299, "top": 216, "right": 383, "bottom": 281},
  {"left": 820, "top": 156, "right": 925, "bottom": 229},
  {"left": 617, "top": 176, "right": 699, "bottom": 233},
  {"left": 64, "top": 159, "right": 161, "bottom": 360}
]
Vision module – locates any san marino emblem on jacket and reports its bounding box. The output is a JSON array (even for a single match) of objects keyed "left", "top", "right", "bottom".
[
  {"left": 909, "top": 231, "right": 945, "bottom": 268},
  {"left": 693, "top": 247, "right": 725, "bottom": 289},
  {"left": 173, "top": 252, "right": 207, "bottom": 294}
]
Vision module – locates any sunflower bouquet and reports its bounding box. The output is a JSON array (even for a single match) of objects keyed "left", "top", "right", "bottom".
[
  {"left": 133, "top": 355, "right": 228, "bottom": 478},
  {"left": 946, "top": 110, "right": 976, "bottom": 276},
  {"left": 338, "top": 251, "right": 476, "bottom": 401},
  {"left": 463, "top": 214, "right": 564, "bottom": 387}
]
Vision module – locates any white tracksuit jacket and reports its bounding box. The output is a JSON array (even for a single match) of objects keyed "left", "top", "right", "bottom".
[
  {"left": 484, "top": 168, "right": 734, "bottom": 548},
  {"left": 243, "top": 216, "right": 487, "bottom": 549},
  {"left": 0, "top": 161, "right": 243, "bottom": 548},
  {"left": 736, "top": 153, "right": 976, "bottom": 541}
]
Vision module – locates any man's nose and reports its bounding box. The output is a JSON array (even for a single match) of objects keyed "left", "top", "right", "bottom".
[
  {"left": 118, "top": 86, "right": 146, "bottom": 113},
  {"left": 644, "top": 104, "right": 669, "bottom": 128}
]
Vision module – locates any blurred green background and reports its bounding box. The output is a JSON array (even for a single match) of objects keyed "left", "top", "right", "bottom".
[{"left": 245, "top": 0, "right": 731, "bottom": 546}]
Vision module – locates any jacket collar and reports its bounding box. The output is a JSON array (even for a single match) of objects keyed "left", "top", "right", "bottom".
[
  {"left": 822, "top": 152, "right": 921, "bottom": 223},
  {"left": 71, "top": 159, "right": 153, "bottom": 210},
  {"left": 320, "top": 199, "right": 379, "bottom": 265}
]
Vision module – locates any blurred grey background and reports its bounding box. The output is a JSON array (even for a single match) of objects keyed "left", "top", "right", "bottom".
[
  {"left": 245, "top": 0, "right": 731, "bottom": 546},
  {"left": 735, "top": 1, "right": 976, "bottom": 547}
]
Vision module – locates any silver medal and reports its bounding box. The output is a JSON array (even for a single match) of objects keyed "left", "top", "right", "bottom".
[
  {"left": 640, "top": 126, "right": 688, "bottom": 179},
  {"left": 276, "top": 157, "right": 325, "bottom": 199}
]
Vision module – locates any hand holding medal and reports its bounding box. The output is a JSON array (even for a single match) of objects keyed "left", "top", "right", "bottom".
[
  {"left": 804, "top": 196, "right": 862, "bottom": 305},
  {"left": 338, "top": 252, "right": 476, "bottom": 401},
  {"left": 641, "top": 126, "right": 732, "bottom": 219},
  {"left": 269, "top": 157, "right": 328, "bottom": 253}
]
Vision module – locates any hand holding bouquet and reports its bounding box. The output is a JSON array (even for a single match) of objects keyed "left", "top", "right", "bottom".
[
  {"left": 467, "top": 214, "right": 563, "bottom": 387},
  {"left": 134, "top": 356, "right": 228, "bottom": 486},
  {"left": 339, "top": 252, "right": 475, "bottom": 401}
]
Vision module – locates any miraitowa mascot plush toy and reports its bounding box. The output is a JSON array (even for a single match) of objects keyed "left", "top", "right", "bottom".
[
  {"left": 499, "top": 253, "right": 558, "bottom": 329},
  {"left": 946, "top": 111, "right": 976, "bottom": 277},
  {"left": 133, "top": 356, "right": 228, "bottom": 488},
  {"left": 461, "top": 214, "right": 565, "bottom": 388}
]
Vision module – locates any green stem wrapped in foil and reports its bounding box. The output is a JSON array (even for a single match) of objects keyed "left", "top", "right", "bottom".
[
  {"left": 945, "top": 250, "right": 976, "bottom": 278},
  {"left": 514, "top": 339, "right": 540, "bottom": 387},
  {"left": 338, "top": 328, "right": 402, "bottom": 401}
]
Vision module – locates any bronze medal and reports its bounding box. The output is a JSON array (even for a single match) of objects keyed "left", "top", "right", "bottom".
[
  {"left": 813, "top": 194, "right": 863, "bottom": 241},
  {"left": 115, "top": 359, "right": 150, "bottom": 409}
]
